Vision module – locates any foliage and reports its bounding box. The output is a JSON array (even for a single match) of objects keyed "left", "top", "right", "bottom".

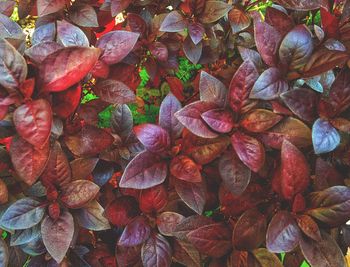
[{"left": 1, "top": 0, "right": 350, "bottom": 266}]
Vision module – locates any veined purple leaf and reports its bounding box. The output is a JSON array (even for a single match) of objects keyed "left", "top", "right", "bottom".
[
  {"left": 238, "top": 46, "right": 263, "bottom": 70},
  {"left": 201, "top": 109, "right": 234, "bottom": 133},
  {"left": 199, "top": 71, "right": 227, "bottom": 107},
  {"left": 25, "top": 41, "right": 63, "bottom": 64},
  {"left": 141, "top": 234, "right": 172, "bottom": 267},
  {"left": 160, "top": 11, "right": 187, "bottom": 32},
  {"left": 37, "top": 0, "right": 65, "bottom": 16},
  {"left": 94, "top": 79, "right": 136, "bottom": 104},
  {"left": 69, "top": 4, "right": 99, "bottom": 27},
  {"left": 134, "top": 123, "right": 170, "bottom": 154},
  {"left": 10, "top": 224, "right": 41, "bottom": 246},
  {"left": 111, "top": 104, "right": 133, "bottom": 138},
  {"left": 188, "top": 22, "right": 204, "bottom": 45},
  {"left": 111, "top": 0, "right": 132, "bottom": 17},
  {"left": 118, "top": 216, "right": 151, "bottom": 246},
  {"left": 250, "top": 67, "right": 289, "bottom": 100},
  {"left": 0, "top": 239, "right": 8, "bottom": 267},
  {"left": 75, "top": 200, "right": 110, "bottom": 231},
  {"left": 228, "top": 6, "right": 251, "bottom": 34},
  {"left": 119, "top": 150, "right": 168, "bottom": 189},
  {"left": 312, "top": 118, "right": 340, "bottom": 154},
  {"left": 183, "top": 36, "right": 202, "bottom": 64},
  {"left": 56, "top": 20, "right": 89, "bottom": 47}
]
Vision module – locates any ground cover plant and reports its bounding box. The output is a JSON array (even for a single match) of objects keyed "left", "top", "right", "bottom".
[{"left": 2, "top": 0, "right": 350, "bottom": 266}]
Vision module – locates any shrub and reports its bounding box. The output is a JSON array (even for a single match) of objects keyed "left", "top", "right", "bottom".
[{"left": 0, "top": 0, "right": 350, "bottom": 266}]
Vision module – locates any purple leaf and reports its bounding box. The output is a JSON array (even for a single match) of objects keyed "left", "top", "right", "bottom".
[
  {"left": 111, "top": 104, "right": 133, "bottom": 138},
  {"left": 69, "top": 4, "right": 99, "bottom": 27},
  {"left": 199, "top": 1, "right": 232, "bottom": 24},
  {"left": 183, "top": 36, "right": 202, "bottom": 64},
  {"left": 199, "top": 71, "right": 227, "bottom": 107},
  {"left": 25, "top": 41, "right": 63, "bottom": 64},
  {"left": 56, "top": 20, "right": 89, "bottom": 47},
  {"left": 37, "top": 0, "right": 65, "bottom": 16},
  {"left": 94, "top": 79, "right": 136, "bottom": 104},
  {"left": 160, "top": 11, "right": 187, "bottom": 32},
  {"left": 141, "top": 234, "right": 172, "bottom": 267},
  {"left": 75, "top": 200, "right": 111, "bottom": 231},
  {"left": 188, "top": 22, "right": 204, "bottom": 45},
  {"left": 118, "top": 216, "right": 151, "bottom": 246},
  {"left": 312, "top": 118, "right": 340, "bottom": 154},
  {"left": 274, "top": 0, "right": 328, "bottom": 11},
  {"left": 134, "top": 123, "right": 170, "bottom": 153},
  {"left": 111, "top": 0, "right": 133, "bottom": 17},
  {"left": 201, "top": 109, "right": 234, "bottom": 133}
]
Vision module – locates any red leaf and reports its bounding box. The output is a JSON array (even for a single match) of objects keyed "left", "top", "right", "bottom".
[
  {"left": 228, "top": 60, "right": 259, "bottom": 113},
  {"left": 160, "top": 11, "right": 187, "bottom": 32},
  {"left": 41, "top": 211, "right": 74, "bottom": 263},
  {"left": 175, "top": 100, "right": 219, "bottom": 138},
  {"left": 141, "top": 234, "right": 172, "bottom": 267},
  {"left": 321, "top": 7, "right": 339, "bottom": 39},
  {"left": 96, "top": 30, "right": 139, "bottom": 65},
  {"left": 254, "top": 20, "right": 282, "bottom": 67},
  {"left": 231, "top": 131, "right": 265, "bottom": 172},
  {"left": 64, "top": 125, "right": 114, "bottom": 157},
  {"left": 134, "top": 124, "right": 170, "bottom": 154},
  {"left": 240, "top": 109, "right": 283, "bottom": 133},
  {"left": 165, "top": 77, "right": 185, "bottom": 102},
  {"left": 170, "top": 155, "right": 202, "bottom": 183},
  {"left": 218, "top": 151, "right": 251, "bottom": 195},
  {"left": 139, "top": 184, "right": 168, "bottom": 213},
  {"left": 52, "top": 84, "right": 82, "bottom": 119},
  {"left": 228, "top": 6, "right": 251, "bottom": 34},
  {"left": 119, "top": 150, "right": 168, "bottom": 189},
  {"left": 39, "top": 47, "right": 101, "bottom": 92},
  {"left": 201, "top": 109, "right": 234, "bottom": 133},
  {"left": 105, "top": 196, "right": 139, "bottom": 227},
  {"left": 280, "top": 140, "right": 310, "bottom": 200},
  {"left": 187, "top": 222, "right": 232, "bottom": 257},
  {"left": 266, "top": 211, "right": 301, "bottom": 253},
  {"left": 13, "top": 99, "right": 52, "bottom": 148},
  {"left": 10, "top": 136, "right": 49, "bottom": 185},
  {"left": 118, "top": 216, "right": 151, "bottom": 246}
]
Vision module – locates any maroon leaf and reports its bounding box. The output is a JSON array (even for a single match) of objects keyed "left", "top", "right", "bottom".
[
  {"left": 199, "top": 71, "right": 227, "bottom": 107},
  {"left": 281, "top": 88, "right": 318, "bottom": 122},
  {"left": 183, "top": 36, "right": 202, "bottom": 64},
  {"left": 233, "top": 208, "right": 267, "bottom": 250},
  {"left": 173, "top": 215, "right": 214, "bottom": 241},
  {"left": 159, "top": 11, "right": 187, "bottom": 32},
  {"left": 60, "top": 180, "right": 99, "bottom": 209},
  {"left": 250, "top": 67, "right": 289, "bottom": 100},
  {"left": 111, "top": 0, "right": 132, "bottom": 17},
  {"left": 199, "top": 1, "right": 232, "bottom": 24},
  {"left": 10, "top": 136, "right": 50, "bottom": 185},
  {"left": 218, "top": 151, "right": 251, "bottom": 195},
  {"left": 175, "top": 101, "right": 219, "bottom": 138},
  {"left": 252, "top": 248, "right": 284, "bottom": 267},
  {"left": 96, "top": 30, "right": 139, "bottom": 65},
  {"left": 279, "top": 25, "right": 313, "bottom": 72},
  {"left": 187, "top": 222, "right": 232, "bottom": 257},
  {"left": 280, "top": 140, "right": 310, "bottom": 200},
  {"left": 201, "top": 109, "right": 234, "bottom": 133},
  {"left": 139, "top": 184, "right": 168, "bottom": 213},
  {"left": 170, "top": 155, "right": 202, "bottom": 183},
  {"left": 238, "top": 46, "right": 263, "bottom": 70},
  {"left": 254, "top": 20, "right": 282, "bottom": 67},
  {"left": 25, "top": 41, "right": 63, "bottom": 64},
  {"left": 70, "top": 158, "right": 99, "bottom": 180},
  {"left": 94, "top": 79, "right": 135, "bottom": 104},
  {"left": 300, "top": 231, "right": 346, "bottom": 267},
  {"left": 296, "top": 215, "right": 322, "bottom": 242},
  {"left": 64, "top": 125, "right": 114, "bottom": 157},
  {"left": 274, "top": 0, "right": 328, "bottom": 11},
  {"left": 56, "top": 20, "right": 89, "bottom": 47},
  {"left": 0, "top": 38, "right": 27, "bottom": 90},
  {"left": 306, "top": 186, "right": 350, "bottom": 227},
  {"left": 188, "top": 22, "right": 204, "bottom": 45},
  {"left": 105, "top": 196, "right": 139, "bottom": 227},
  {"left": 41, "top": 211, "right": 74, "bottom": 263},
  {"left": 228, "top": 60, "right": 259, "bottom": 113},
  {"left": 157, "top": 212, "right": 185, "bottom": 236},
  {"left": 69, "top": 4, "right": 99, "bottom": 27},
  {"left": 134, "top": 123, "right": 170, "bottom": 153},
  {"left": 159, "top": 93, "right": 183, "bottom": 141},
  {"left": 149, "top": 42, "right": 168, "bottom": 62},
  {"left": 240, "top": 109, "right": 283, "bottom": 133},
  {"left": 314, "top": 157, "right": 343, "bottom": 191},
  {"left": 118, "top": 216, "right": 151, "bottom": 246},
  {"left": 40, "top": 141, "right": 71, "bottom": 188},
  {"left": 266, "top": 211, "right": 301, "bottom": 253},
  {"left": 119, "top": 150, "right": 168, "bottom": 189},
  {"left": 231, "top": 131, "right": 265, "bottom": 172},
  {"left": 228, "top": 6, "right": 251, "bottom": 34},
  {"left": 37, "top": 0, "right": 65, "bottom": 16},
  {"left": 39, "top": 47, "right": 101, "bottom": 92},
  {"left": 52, "top": 84, "right": 82, "bottom": 119},
  {"left": 172, "top": 239, "right": 201, "bottom": 267},
  {"left": 141, "top": 235, "right": 172, "bottom": 267},
  {"left": 174, "top": 178, "right": 206, "bottom": 215},
  {"left": 328, "top": 67, "right": 350, "bottom": 116},
  {"left": 265, "top": 6, "right": 294, "bottom": 35}
]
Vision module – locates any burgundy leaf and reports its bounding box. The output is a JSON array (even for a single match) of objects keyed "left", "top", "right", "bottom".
[
  {"left": 274, "top": 0, "right": 328, "bottom": 11},
  {"left": 231, "top": 131, "right": 265, "bottom": 172},
  {"left": 25, "top": 41, "right": 63, "bottom": 64},
  {"left": 159, "top": 93, "right": 183, "bottom": 141},
  {"left": 228, "top": 60, "right": 259, "bottom": 113},
  {"left": 141, "top": 234, "right": 172, "bottom": 267},
  {"left": 173, "top": 215, "right": 214, "bottom": 241},
  {"left": 52, "top": 84, "right": 82, "bottom": 119},
  {"left": 170, "top": 155, "right": 202, "bottom": 183},
  {"left": 149, "top": 42, "right": 168, "bottom": 62},
  {"left": 265, "top": 6, "right": 294, "bottom": 35},
  {"left": 228, "top": 6, "right": 251, "bottom": 34},
  {"left": 312, "top": 118, "right": 340, "bottom": 154},
  {"left": 105, "top": 196, "right": 139, "bottom": 227},
  {"left": 134, "top": 123, "right": 170, "bottom": 153},
  {"left": 254, "top": 20, "right": 282, "bottom": 67},
  {"left": 39, "top": 47, "right": 101, "bottom": 92},
  {"left": 174, "top": 178, "right": 206, "bottom": 215},
  {"left": 199, "top": 1, "right": 232, "bottom": 24},
  {"left": 94, "top": 79, "right": 136, "bottom": 104},
  {"left": 328, "top": 67, "right": 350, "bottom": 116},
  {"left": 157, "top": 212, "right": 185, "bottom": 236},
  {"left": 172, "top": 239, "right": 201, "bottom": 267},
  {"left": 56, "top": 20, "right": 89, "bottom": 47},
  {"left": 139, "top": 184, "right": 168, "bottom": 214},
  {"left": 37, "top": 0, "right": 65, "bottom": 16},
  {"left": 96, "top": 30, "right": 139, "bottom": 65},
  {"left": 201, "top": 109, "right": 234, "bottom": 133},
  {"left": 250, "top": 67, "right": 289, "bottom": 100},
  {"left": 41, "top": 211, "right": 74, "bottom": 263},
  {"left": 240, "top": 109, "right": 283, "bottom": 133},
  {"left": 70, "top": 158, "right": 99, "bottom": 180},
  {"left": 266, "top": 211, "right": 301, "bottom": 253},
  {"left": 13, "top": 99, "right": 52, "bottom": 148},
  {"left": 187, "top": 222, "right": 232, "bottom": 257},
  {"left": 175, "top": 100, "right": 219, "bottom": 138},
  {"left": 183, "top": 36, "right": 202, "bottom": 65},
  {"left": 111, "top": 0, "right": 132, "bottom": 17},
  {"left": 218, "top": 151, "right": 251, "bottom": 195},
  {"left": 10, "top": 136, "right": 49, "bottom": 185},
  {"left": 159, "top": 11, "right": 187, "bottom": 32},
  {"left": 0, "top": 38, "right": 27, "bottom": 90},
  {"left": 60, "top": 180, "right": 99, "bottom": 209},
  {"left": 280, "top": 139, "right": 310, "bottom": 200},
  {"left": 119, "top": 150, "right": 168, "bottom": 189},
  {"left": 238, "top": 46, "right": 263, "bottom": 70},
  {"left": 252, "top": 248, "right": 284, "bottom": 267},
  {"left": 296, "top": 215, "right": 322, "bottom": 242},
  {"left": 199, "top": 71, "right": 227, "bottom": 107},
  {"left": 188, "top": 22, "right": 204, "bottom": 45},
  {"left": 118, "top": 216, "right": 151, "bottom": 246},
  {"left": 69, "top": 4, "right": 99, "bottom": 27},
  {"left": 281, "top": 88, "right": 318, "bottom": 122}
]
